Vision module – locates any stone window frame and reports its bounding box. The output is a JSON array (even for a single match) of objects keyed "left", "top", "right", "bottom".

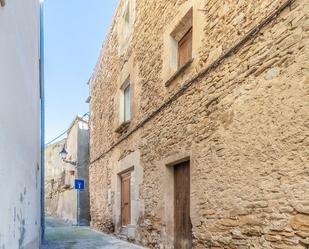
[
  {"left": 123, "top": 3, "right": 130, "bottom": 40},
  {"left": 162, "top": 0, "right": 204, "bottom": 87},
  {"left": 118, "top": 0, "right": 136, "bottom": 55},
  {"left": 115, "top": 56, "right": 137, "bottom": 134},
  {"left": 171, "top": 8, "right": 193, "bottom": 70},
  {"left": 120, "top": 77, "right": 131, "bottom": 123}
]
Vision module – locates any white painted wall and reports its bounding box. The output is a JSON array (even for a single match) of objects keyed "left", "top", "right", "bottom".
[{"left": 0, "top": 1, "right": 41, "bottom": 249}]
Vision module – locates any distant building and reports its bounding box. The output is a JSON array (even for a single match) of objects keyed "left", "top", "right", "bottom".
[
  {"left": 45, "top": 117, "right": 90, "bottom": 225},
  {"left": 88, "top": 0, "right": 308, "bottom": 248},
  {"left": 0, "top": 0, "right": 42, "bottom": 249}
]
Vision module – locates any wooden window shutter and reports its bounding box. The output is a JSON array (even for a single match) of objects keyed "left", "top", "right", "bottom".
[{"left": 178, "top": 28, "right": 192, "bottom": 68}]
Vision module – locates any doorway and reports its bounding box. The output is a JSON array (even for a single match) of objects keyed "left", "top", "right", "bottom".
[
  {"left": 121, "top": 171, "right": 131, "bottom": 226},
  {"left": 174, "top": 161, "right": 192, "bottom": 249}
]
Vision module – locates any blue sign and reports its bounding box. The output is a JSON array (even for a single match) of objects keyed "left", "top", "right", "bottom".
[{"left": 74, "top": 179, "right": 85, "bottom": 190}]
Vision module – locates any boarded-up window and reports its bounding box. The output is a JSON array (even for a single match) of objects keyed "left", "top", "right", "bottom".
[{"left": 178, "top": 28, "right": 192, "bottom": 68}]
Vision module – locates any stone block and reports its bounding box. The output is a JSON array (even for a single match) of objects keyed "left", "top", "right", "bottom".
[{"left": 291, "top": 214, "right": 309, "bottom": 232}]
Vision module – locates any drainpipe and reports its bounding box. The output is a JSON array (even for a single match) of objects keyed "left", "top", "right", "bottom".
[{"left": 39, "top": 0, "right": 45, "bottom": 243}]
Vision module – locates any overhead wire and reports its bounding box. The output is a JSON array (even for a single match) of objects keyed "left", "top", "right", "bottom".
[{"left": 45, "top": 112, "right": 90, "bottom": 146}]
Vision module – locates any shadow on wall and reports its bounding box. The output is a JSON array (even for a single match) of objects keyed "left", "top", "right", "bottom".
[{"left": 44, "top": 116, "right": 90, "bottom": 225}]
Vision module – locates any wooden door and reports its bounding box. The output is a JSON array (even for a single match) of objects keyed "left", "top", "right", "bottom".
[
  {"left": 121, "top": 171, "right": 131, "bottom": 226},
  {"left": 174, "top": 161, "right": 192, "bottom": 249}
]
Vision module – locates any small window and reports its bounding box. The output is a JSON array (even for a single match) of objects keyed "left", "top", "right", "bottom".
[
  {"left": 124, "top": 6, "right": 130, "bottom": 39},
  {"left": 124, "top": 84, "right": 131, "bottom": 122},
  {"left": 122, "top": 80, "right": 131, "bottom": 122},
  {"left": 169, "top": 8, "right": 193, "bottom": 71},
  {"left": 178, "top": 28, "right": 192, "bottom": 68},
  {"left": 118, "top": 0, "right": 136, "bottom": 55}
]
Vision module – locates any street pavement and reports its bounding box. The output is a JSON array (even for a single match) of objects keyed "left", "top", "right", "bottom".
[{"left": 40, "top": 217, "right": 146, "bottom": 249}]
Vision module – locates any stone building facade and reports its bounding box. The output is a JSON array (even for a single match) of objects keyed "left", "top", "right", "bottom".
[
  {"left": 45, "top": 117, "right": 90, "bottom": 225},
  {"left": 89, "top": 0, "right": 308, "bottom": 248}
]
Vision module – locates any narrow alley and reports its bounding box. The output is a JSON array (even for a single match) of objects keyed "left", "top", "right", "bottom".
[
  {"left": 1, "top": 0, "right": 308, "bottom": 248},
  {"left": 41, "top": 217, "right": 146, "bottom": 249}
]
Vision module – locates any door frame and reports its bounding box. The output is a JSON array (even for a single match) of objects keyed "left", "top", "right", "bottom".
[{"left": 163, "top": 154, "right": 191, "bottom": 248}]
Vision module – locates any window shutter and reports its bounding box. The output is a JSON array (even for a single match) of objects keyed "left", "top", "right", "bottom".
[{"left": 178, "top": 28, "right": 192, "bottom": 68}]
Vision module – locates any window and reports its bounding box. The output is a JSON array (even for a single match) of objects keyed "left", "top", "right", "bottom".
[
  {"left": 124, "top": 83, "right": 131, "bottom": 122},
  {"left": 169, "top": 7, "right": 193, "bottom": 71},
  {"left": 124, "top": 5, "right": 130, "bottom": 39},
  {"left": 118, "top": 0, "right": 136, "bottom": 55},
  {"left": 61, "top": 170, "right": 74, "bottom": 189},
  {"left": 178, "top": 28, "right": 192, "bottom": 68},
  {"left": 121, "top": 79, "right": 131, "bottom": 123}
]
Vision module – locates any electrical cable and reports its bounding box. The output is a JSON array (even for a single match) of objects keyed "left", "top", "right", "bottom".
[{"left": 45, "top": 112, "right": 90, "bottom": 146}]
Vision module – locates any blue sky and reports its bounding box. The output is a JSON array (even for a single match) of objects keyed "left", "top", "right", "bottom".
[{"left": 44, "top": 0, "right": 118, "bottom": 143}]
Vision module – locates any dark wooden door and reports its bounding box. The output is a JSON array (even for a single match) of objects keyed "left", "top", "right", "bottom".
[
  {"left": 174, "top": 161, "right": 192, "bottom": 249},
  {"left": 121, "top": 172, "right": 131, "bottom": 226}
]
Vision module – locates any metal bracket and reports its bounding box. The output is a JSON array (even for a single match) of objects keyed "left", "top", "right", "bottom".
[
  {"left": 63, "top": 159, "right": 77, "bottom": 166},
  {"left": 0, "top": 0, "right": 5, "bottom": 7}
]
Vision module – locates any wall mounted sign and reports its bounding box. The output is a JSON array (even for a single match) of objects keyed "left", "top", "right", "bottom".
[{"left": 74, "top": 179, "right": 85, "bottom": 190}]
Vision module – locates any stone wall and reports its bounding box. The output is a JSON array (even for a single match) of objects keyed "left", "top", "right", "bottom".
[{"left": 89, "top": 0, "right": 309, "bottom": 248}]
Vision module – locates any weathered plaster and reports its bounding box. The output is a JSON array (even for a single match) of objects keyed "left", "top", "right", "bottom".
[
  {"left": 45, "top": 118, "right": 90, "bottom": 225},
  {"left": 0, "top": 0, "right": 41, "bottom": 248}
]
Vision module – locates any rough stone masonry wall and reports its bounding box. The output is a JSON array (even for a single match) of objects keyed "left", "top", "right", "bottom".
[{"left": 89, "top": 0, "right": 309, "bottom": 248}]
